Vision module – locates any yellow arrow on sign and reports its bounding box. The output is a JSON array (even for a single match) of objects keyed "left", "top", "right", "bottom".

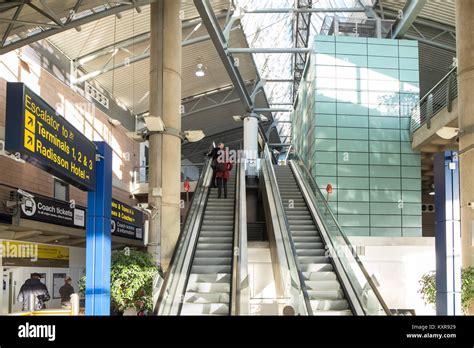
[
  {"left": 24, "top": 129, "right": 35, "bottom": 152},
  {"left": 25, "top": 110, "right": 36, "bottom": 133}
]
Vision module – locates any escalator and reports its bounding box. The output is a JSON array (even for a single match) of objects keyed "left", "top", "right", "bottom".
[
  {"left": 180, "top": 174, "right": 236, "bottom": 315},
  {"left": 274, "top": 165, "right": 351, "bottom": 315},
  {"left": 156, "top": 160, "right": 247, "bottom": 316},
  {"left": 262, "top": 145, "right": 391, "bottom": 316}
]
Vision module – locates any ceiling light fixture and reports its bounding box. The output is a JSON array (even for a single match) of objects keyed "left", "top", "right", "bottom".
[{"left": 195, "top": 63, "right": 206, "bottom": 77}]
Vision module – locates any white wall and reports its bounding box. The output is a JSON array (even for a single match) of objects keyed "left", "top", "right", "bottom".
[
  {"left": 1, "top": 240, "right": 85, "bottom": 314},
  {"left": 350, "top": 237, "right": 436, "bottom": 315}
]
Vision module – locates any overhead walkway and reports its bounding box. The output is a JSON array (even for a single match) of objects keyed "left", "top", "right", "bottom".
[
  {"left": 261, "top": 145, "right": 391, "bottom": 316},
  {"left": 411, "top": 67, "right": 459, "bottom": 152},
  {"left": 155, "top": 159, "right": 248, "bottom": 315}
]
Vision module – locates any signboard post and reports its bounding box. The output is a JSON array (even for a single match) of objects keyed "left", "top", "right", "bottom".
[{"left": 85, "top": 142, "right": 112, "bottom": 316}]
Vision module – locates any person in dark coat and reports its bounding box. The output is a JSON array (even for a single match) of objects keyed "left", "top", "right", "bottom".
[
  {"left": 17, "top": 273, "right": 50, "bottom": 311},
  {"left": 207, "top": 143, "right": 224, "bottom": 188},
  {"left": 59, "top": 276, "right": 75, "bottom": 308},
  {"left": 216, "top": 161, "right": 233, "bottom": 199}
]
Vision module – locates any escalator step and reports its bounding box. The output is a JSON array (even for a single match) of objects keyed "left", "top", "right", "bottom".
[
  {"left": 310, "top": 299, "right": 349, "bottom": 311},
  {"left": 192, "top": 257, "right": 231, "bottom": 266},
  {"left": 191, "top": 265, "right": 231, "bottom": 274},
  {"left": 188, "top": 273, "right": 231, "bottom": 284},
  {"left": 180, "top": 303, "right": 229, "bottom": 315},
  {"left": 302, "top": 272, "right": 337, "bottom": 281},
  {"left": 186, "top": 282, "right": 230, "bottom": 293},
  {"left": 305, "top": 280, "right": 341, "bottom": 291},
  {"left": 296, "top": 249, "right": 326, "bottom": 257},
  {"left": 300, "top": 263, "right": 334, "bottom": 272},
  {"left": 307, "top": 289, "right": 345, "bottom": 300},
  {"left": 184, "top": 292, "right": 230, "bottom": 304},
  {"left": 298, "top": 256, "right": 330, "bottom": 264}
]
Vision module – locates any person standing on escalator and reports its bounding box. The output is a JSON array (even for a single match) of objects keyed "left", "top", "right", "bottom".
[
  {"left": 215, "top": 149, "right": 233, "bottom": 199},
  {"left": 207, "top": 143, "right": 224, "bottom": 188}
]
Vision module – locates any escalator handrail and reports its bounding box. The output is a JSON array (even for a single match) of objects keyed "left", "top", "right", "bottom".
[
  {"left": 155, "top": 158, "right": 213, "bottom": 315},
  {"left": 262, "top": 145, "right": 312, "bottom": 315},
  {"left": 290, "top": 159, "right": 392, "bottom": 316},
  {"left": 230, "top": 163, "right": 248, "bottom": 315}
]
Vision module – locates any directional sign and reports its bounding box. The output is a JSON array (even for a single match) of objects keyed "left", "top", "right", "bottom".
[
  {"left": 5, "top": 83, "right": 96, "bottom": 191},
  {"left": 111, "top": 199, "right": 144, "bottom": 241}
]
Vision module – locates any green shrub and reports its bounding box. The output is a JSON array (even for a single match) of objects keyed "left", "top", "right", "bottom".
[
  {"left": 418, "top": 267, "right": 474, "bottom": 314},
  {"left": 79, "top": 249, "right": 162, "bottom": 314}
]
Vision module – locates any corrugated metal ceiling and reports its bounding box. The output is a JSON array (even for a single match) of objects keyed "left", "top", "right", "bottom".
[
  {"left": 379, "top": 0, "right": 456, "bottom": 27},
  {"left": 45, "top": 1, "right": 259, "bottom": 115}
]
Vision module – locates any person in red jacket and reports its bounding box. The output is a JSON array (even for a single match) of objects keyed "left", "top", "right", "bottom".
[{"left": 215, "top": 161, "right": 233, "bottom": 199}]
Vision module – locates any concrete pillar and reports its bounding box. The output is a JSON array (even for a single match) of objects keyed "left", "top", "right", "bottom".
[
  {"left": 148, "top": 0, "right": 182, "bottom": 271},
  {"left": 243, "top": 113, "right": 259, "bottom": 177},
  {"left": 456, "top": 0, "right": 474, "bottom": 267}
]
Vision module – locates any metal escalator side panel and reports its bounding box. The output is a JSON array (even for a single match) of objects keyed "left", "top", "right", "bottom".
[
  {"left": 231, "top": 163, "right": 250, "bottom": 315},
  {"left": 155, "top": 160, "right": 214, "bottom": 315},
  {"left": 260, "top": 146, "right": 309, "bottom": 315}
]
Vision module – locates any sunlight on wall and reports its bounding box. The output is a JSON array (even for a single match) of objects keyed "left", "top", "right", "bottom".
[{"left": 0, "top": 50, "right": 133, "bottom": 185}]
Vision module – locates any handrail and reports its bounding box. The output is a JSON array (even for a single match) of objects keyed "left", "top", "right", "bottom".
[
  {"left": 290, "top": 158, "right": 391, "bottom": 316},
  {"left": 230, "top": 163, "right": 249, "bottom": 315},
  {"left": 155, "top": 159, "right": 213, "bottom": 315},
  {"left": 261, "top": 144, "right": 309, "bottom": 315},
  {"left": 410, "top": 67, "right": 458, "bottom": 134}
]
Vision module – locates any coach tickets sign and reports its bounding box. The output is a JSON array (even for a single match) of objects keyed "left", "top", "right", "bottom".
[{"left": 5, "top": 83, "right": 96, "bottom": 191}]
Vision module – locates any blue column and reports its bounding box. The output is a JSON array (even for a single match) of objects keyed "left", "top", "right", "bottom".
[
  {"left": 85, "top": 141, "right": 112, "bottom": 315},
  {"left": 434, "top": 151, "right": 462, "bottom": 315}
]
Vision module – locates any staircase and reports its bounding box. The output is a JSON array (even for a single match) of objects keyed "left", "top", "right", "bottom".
[
  {"left": 180, "top": 174, "right": 236, "bottom": 315},
  {"left": 273, "top": 165, "right": 352, "bottom": 316}
]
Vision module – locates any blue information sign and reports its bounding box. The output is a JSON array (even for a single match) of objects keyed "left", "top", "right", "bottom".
[{"left": 5, "top": 82, "right": 96, "bottom": 191}]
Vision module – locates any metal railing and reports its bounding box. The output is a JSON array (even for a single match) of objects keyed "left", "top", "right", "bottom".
[
  {"left": 230, "top": 163, "right": 249, "bottom": 315},
  {"left": 320, "top": 15, "right": 394, "bottom": 38},
  {"left": 133, "top": 164, "right": 205, "bottom": 185},
  {"left": 9, "top": 293, "right": 81, "bottom": 316},
  {"left": 410, "top": 67, "right": 458, "bottom": 134},
  {"left": 289, "top": 156, "right": 391, "bottom": 315}
]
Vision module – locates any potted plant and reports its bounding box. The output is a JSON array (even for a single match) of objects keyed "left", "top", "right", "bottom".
[
  {"left": 80, "top": 249, "right": 162, "bottom": 315},
  {"left": 418, "top": 267, "right": 474, "bottom": 314}
]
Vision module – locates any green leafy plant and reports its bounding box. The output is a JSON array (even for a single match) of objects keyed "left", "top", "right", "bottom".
[
  {"left": 418, "top": 267, "right": 474, "bottom": 314},
  {"left": 80, "top": 249, "right": 162, "bottom": 314}
]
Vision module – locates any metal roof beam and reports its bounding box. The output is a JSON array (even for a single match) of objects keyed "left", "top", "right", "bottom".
[
  {"left": 27, "top": 2, "right": 64, "bottom": 27},
  {"left": 243, "top": 7, "right": 366, "bottom": 14},
  {"left": 404, "top": 34, "right": 456, "bottom": 52},
  {"left": 379, "top": 8, "right": 455, "bottom": 35},
  {"left": 0, "top": 0, "right": 155, "bottom": 55},
  {"left": 193, "top": 0, "right": 253, "bottom": 113},
  {"left": 74, "top": 12, "right": 229, "bottom": 67},
  {"left": 1, "top": 3, "right": 24, "bottom": 47},
  {"left": 228, "top": 48, "right": 311, "bottom": 54},
  {"left": 391, "top": 0, "right": 428, "bottom": 39},
  {"left": 72, "top": 34, "right": 212, "bottom": 84}
]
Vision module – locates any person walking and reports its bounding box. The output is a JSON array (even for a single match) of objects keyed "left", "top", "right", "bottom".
[
  {"left": 207, "top": 143, "right": 224, "bottom": 188},
  {"left": 216, "top": 158, "right": 233, "bottom": 199},
  {"left": 59, "top": 276, "right": 75, "bottom": 309},
  {"left": 17, "top": 273, "right": 50, "bottom": 311}
]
